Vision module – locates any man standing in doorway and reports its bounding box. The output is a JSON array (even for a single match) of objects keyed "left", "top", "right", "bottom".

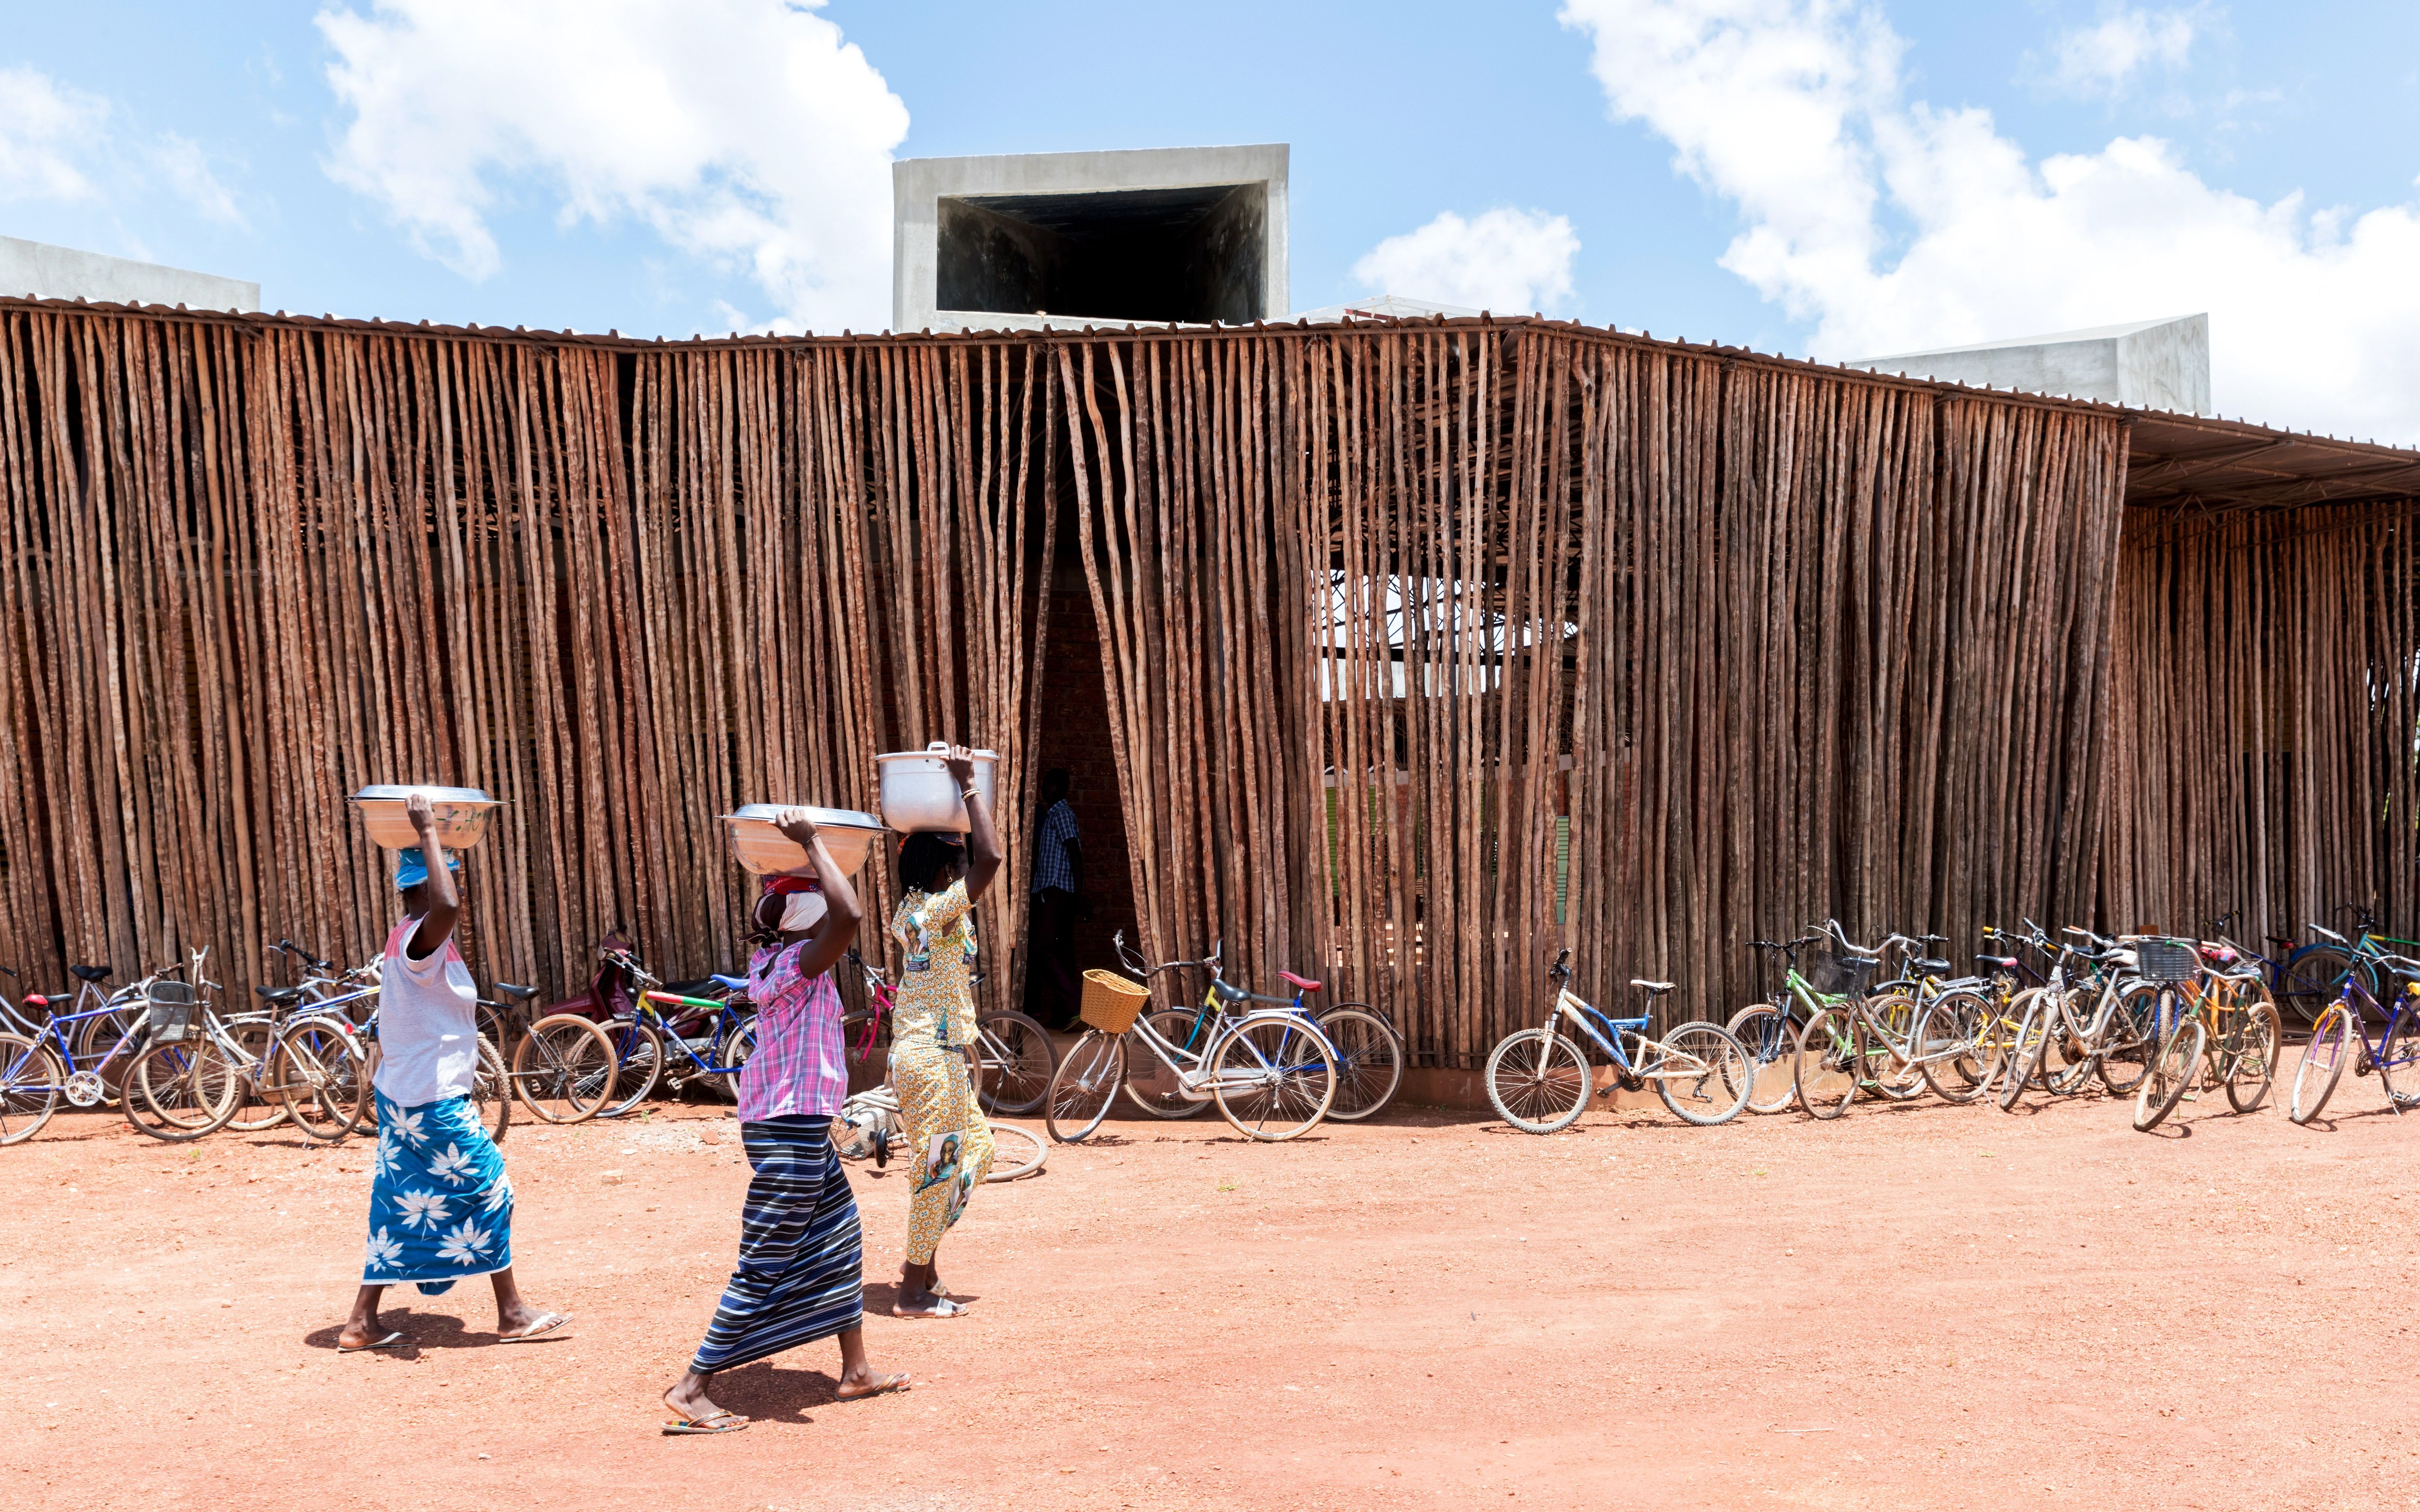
[{"left": 1028, "top": 768, "right": 1085, "bottom": 1029}]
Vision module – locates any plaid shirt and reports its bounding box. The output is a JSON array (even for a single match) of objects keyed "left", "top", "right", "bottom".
[
  {"left": 734, "top": 940, "right": 848, "bottom": 1121},
  {"left": 1032, "top": 800, "right": 1080, "bottom": 895}
]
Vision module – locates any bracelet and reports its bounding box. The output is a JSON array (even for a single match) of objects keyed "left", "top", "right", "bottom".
[{"left": 961, "top": 785, "right": 982, "bottom": 800}]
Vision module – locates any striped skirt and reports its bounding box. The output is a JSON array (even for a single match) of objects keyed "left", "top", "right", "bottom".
[{"left": 691, "top": 1115, "right": 864, "bottom": 1374}]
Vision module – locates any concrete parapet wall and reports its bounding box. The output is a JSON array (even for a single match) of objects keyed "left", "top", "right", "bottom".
[{"left": 0, "top": 235, "right": 256, "bottom": 313}]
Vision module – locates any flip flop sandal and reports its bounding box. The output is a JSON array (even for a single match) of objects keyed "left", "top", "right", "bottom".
[
  {"left": 894, "top": 1297, "right": 969, "bottom": 1319},
  {"left": 498, "top": 1312, "right": 572, "bottom": 1344},
  {"left": 662, "top": 1410, "right": 749, "bottom": 1436},
  {"left": 834, "top": 1372, "right": 913, "bottom": 1403},
  {"left": 339, "top": 1330, "right": 406, "bottom": 1353}
]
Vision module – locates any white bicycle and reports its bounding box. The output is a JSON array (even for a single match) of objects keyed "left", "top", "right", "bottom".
[
  {"left": 832, "top": 1079, "right": 1048, "bottom": 1182},
  {"left": 1041, "top": 934, "right": 1340, "bottom": 1143}
]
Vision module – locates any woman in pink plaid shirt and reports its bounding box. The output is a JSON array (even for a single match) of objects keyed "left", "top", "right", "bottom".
[{"left": 661, "top": 808, "right": 908, "bottom": 1435}]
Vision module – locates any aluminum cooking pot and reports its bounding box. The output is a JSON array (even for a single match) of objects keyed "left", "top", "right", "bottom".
[
  {"left": 722, "top": 805, "right": 887, "bottom": 877},
  {"left": 349, "top": 785, "right": 501, "bottom": 849},
  {"left": 874, "top": 743, "right": 998, "bottom": 833}
]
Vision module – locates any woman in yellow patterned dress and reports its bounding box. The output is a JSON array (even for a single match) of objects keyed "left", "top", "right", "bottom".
[{"left": 887, "top": 745, "right": 1000, "bottom": 1318}]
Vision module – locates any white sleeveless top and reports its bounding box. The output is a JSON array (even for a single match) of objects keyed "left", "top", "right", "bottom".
[{"left": 373, "top": 914, "right": 480, "bottom": 1107}]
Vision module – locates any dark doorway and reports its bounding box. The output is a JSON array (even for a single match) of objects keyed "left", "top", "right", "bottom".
[{"left": 1021, "top": 549, "right": 1142, "bottom": 1028}]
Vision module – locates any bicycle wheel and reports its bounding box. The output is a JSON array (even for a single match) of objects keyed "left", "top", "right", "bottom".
[
  {"left": 2094, "top": 984, "right": 2160, "bottom": 1097},
  {"left": 1483, "top": 1028, "right": 1591, "bottom": 1134},
  {"left": 220, "top": 1017, "right": 289, "bottom": 1132},
  {"left": 598, "top": 1017, "right": 664, "bottom": 1118},
  {"left": 1725, "top": 1002, "right": 1801, "bottom": 1115},
  {"left": 2290, "top": 1002, "right": 2353, "bottom": 1125},
  {"left": 0, "top": 1034, "right": 60, "bottom": 1145},
  {"left": 2222, "top": 994, "right": 2282, "bottom": 1114},
  {"left": 513, "top": 1013, "right": 617, "bottom": 1124},
  {"left": 2042, "top": 1006, "right": 2099, "bottom": 1094},
  {"left": 1316, "top": 1006, "right": 1404, "bottom": 1121},
  {"left": 1914, "top": 990, "right": 1994, "bottom": 1104},
  {"left": 1210, "top": 1016, "right": 1335, "bottom": 1141},
  {"left": 983, "top": 1122, "right": 1048, "bottom": 1181},
  {"left": 2278, "top": 943, "right": 2371, "bottom": 1027},
  {"left": 274, "top": 1017, "right": 369, "bottom": 1141},
  {"left": 1792, "top": 1008, "right": 1861, "bottom": 1119},
  {"left": 974, "top": 1010, "right": 1056, "bottom": 1116},
  {"left": 717, "top": 1018, "right": 757, "bottom": 1102},
  {"left": 2134, "top": 1014, "right": 2205, "bottom": 1132},
  {"left": 1861, "top": 994, "right": 1927, "bottom": 1101},
  {"left": 2379, "top": 1007, "right": 2420, "bottom": 1111},
  {"left": 124, "top": 1038, "right": 236, "bottom": 1141},
  {"left": 1654, "top": 1022, "right": 1751, "bottom": 1126},
  {"left": 1995, "top": 993, "right": 2049, "bottom": 1111},
  {"left": 1043, "top": 1030, "right": 1126, "bottom": 1143},
  {"left": 1121, "top": 1010, "right": 1213, "bottom": 1118},
  {"left": 472, "top": 1035, "right": 512, "bottom": 1144}
]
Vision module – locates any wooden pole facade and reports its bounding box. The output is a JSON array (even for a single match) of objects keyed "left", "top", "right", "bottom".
[{"left": 13, "top": 302, "right": 2366, "bottom": 1072}]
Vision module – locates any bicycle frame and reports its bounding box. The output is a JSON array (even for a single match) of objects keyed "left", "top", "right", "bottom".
[
  {"left": 636, "top": 989, "right": 750, "bottom": 1078},
  {"left": 1111, "top": 936, "right": 1337, "bottom": 1099},
  {"left": 2317, "top": 936, "right": 2420, "bottom": 1083},
  {"left": 1549, "top": 983, "right": 1711, "bottom": 1077}
]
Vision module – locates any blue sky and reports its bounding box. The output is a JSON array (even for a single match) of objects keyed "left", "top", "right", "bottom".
[{"left": 5, "top": 2, "right": 2418, "bottom": 436}]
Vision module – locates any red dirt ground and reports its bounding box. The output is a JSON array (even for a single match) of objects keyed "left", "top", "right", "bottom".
[{"left": 6, "top": 1071, "right": 2416, "bottom": 1511}]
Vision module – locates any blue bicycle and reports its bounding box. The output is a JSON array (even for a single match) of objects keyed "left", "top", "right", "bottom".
[
  {"left": 1484, "top": 948, "right": 1749, "bottom": 1131},
  {"left": 2289, "top": 925, "right": 2420, "bottom": 1124}
]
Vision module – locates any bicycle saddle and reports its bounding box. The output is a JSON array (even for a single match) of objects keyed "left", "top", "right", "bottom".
[
  {"left": 492, "top": 982, "right": 538, "bottom": 1001},
  {"left": 69, "top": 964, "right": 111, "bottom": 983},
  {"left": 1976, "top": 954, "right": 2018, "bottom": 970},
  {"left": 1630, "top": 978, "right": 1676, "bottom": 993},
  {"left": 1840, "top": 954, "right": 1882, "bottom": 969},
  {"left": 1911, "top": 956, "right": 1950, "bottom": 974},
  {"left": 255, "top": 985, "right": 305, "bottom": 1006},
  {"left": 1278, "top": 970, "right": 1322, "bottom": 993},
  {"left": 662, "top": 975, "right": 718, "bottom": 995},
  {"left": 711, "top": 973, "right": 749, "bottom": 992}
]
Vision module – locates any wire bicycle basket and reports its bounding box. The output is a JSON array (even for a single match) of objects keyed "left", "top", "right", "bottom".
[
  {"left": 146, "top": 979, "right": 197, "bottom": 1043},
  {"left": 2131, "top": 937, "right": 2200, "bottom": 985},
  {"left": 1805, "top": 950, "right": 1876, "bottom": 997}
]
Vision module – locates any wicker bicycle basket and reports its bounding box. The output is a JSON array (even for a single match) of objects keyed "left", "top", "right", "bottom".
[
  {"left": 146, "top": 979, "right": 196, "bottom": 1043},
  {"left": 1079, "top": 969, "right": 1151, "bottom": 1035},
  {"left": 1805, "top": 950, "right": 1876, "bottom": 998},
  {"left": 2132, "top": 937, "right": 2200, "bottom": 985}
]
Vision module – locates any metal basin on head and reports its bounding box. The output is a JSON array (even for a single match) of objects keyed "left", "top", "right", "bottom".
[
  {"left": 722, "top": 806, "right": 886, "bottom": 877},
  {"left": 349, "top": 785, "right": 500, "bottom": 849},
  {"left": 875, "top": 743, "right": 998, "bottom": 833}
]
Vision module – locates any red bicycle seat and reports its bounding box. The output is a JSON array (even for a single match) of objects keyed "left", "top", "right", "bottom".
[{"left": 1278, "top": 970, "right": 1323, "bottom": 993}]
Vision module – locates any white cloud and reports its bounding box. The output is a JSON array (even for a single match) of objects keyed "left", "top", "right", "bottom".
[
  {"left": 1351, "top": 208, "right": 1580, "bottom": 314},
  {"left": 0, "top": 66, "right": 111, "bottom": 203},
  {"left": 0, "top": 65, "right": 249, "bottom": 235},
  {"left": 153, "top": 134, "right": 246, "bottom": 228},
  {"left": 1560, "top": 0, "right": 2420, "bottom": 441},
  {"left": 318, "top": 0, "right": 908, "bottom": 332},
  {"left": 2041, "top": 6, "right": 2201, "bottom": 98}
]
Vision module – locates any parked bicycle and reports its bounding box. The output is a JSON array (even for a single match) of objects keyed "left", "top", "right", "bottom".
[
  {"left": 1791, "top": 927, "right": 1991, "bottom": 1118},
  {"left": 1114, "top": 938, "right": 1401, "bottom": 1125},
  {"left": 1045, "top": 934, "right": 1339, "bottom": 1143},
  {"left": 1486, "top": 948, "right": 1750, "bottom": 1131},
  {"left": 131, "top": 977, "right": 372, "bottom": 1143},
  {"left": 2288, "top": 925, "right": 2420, "bottom": 1124}
]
